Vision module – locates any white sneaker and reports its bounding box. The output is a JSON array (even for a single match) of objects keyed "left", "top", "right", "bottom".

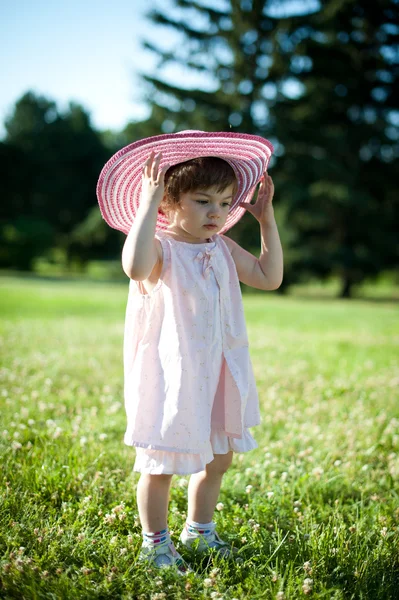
[
  {"left": 179, "top": 523, "right": 238, "bottom": 558},
  {"left": 138, "top": 540, "right": 192, "bottom": 574}
]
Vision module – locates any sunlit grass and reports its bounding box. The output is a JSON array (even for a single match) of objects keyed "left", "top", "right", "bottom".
[{"left": 0, "top": 276, "right": 398, "bottom": 599}]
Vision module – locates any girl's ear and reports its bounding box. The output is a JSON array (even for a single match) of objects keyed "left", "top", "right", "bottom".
[{"left": 159, "top": 194, "right": 169, "bottom": 217}]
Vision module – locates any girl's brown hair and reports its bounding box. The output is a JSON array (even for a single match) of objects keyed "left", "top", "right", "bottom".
[{"left": 161, "top": 156, "right": 237, "bottom": 213}]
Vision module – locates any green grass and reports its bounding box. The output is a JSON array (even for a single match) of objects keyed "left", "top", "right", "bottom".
[{"left": 0, "top": 276, "right": 398, "bottom": 599}]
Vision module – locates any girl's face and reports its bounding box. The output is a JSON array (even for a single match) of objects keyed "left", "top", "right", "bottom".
[{"left": 166, "top": 184, "right": 235, "bottom": 243}]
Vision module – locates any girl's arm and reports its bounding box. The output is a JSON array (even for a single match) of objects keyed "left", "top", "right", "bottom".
[
  {"left": 122, "top": 152, "right": 169, "bottom": 280},
  {"left": 222, "top": 174, "right": 283, "bottom": 291}
]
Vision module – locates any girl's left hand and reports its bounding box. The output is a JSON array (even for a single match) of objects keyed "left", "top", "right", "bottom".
[{"left": 239, "top": 173, "right": 274, "bottom": 224}]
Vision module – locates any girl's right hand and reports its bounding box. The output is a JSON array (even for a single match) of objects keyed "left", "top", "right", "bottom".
[{"left": 141, "top": 151, "right": 170, "bottom": 208}]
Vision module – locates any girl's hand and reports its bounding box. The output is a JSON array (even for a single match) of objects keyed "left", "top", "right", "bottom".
[
  {"left": 239, "top": 172, "right": 275, "bottom": 224},
  {"left": 141, "top": 151, "right": 170, "bottom": 208}
]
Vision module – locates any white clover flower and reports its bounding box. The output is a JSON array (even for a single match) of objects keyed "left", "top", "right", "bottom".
[
  {"left": 104, "top": 513, "right": 117, "bottom": 524},
  {"left": 245, "top": 485, "right": 253, "bottom": 493},
  {"left": 99, "top": 433, "right": 108, "bottom": 441},
  {"left": 303, "top": 561, "right": 312, "bottom": 573},
  {"left": 267, "top": 492, "right": 274, "bottom": 499},
  {"left": 311, "top": 466, "right": 324, "bottom": 478},
  {"left": 216, "top": 502, "right": 224, "bottom": 511},
  {"left": 302, "top": 578, "right": 313, "bottom": 594},
  {"left": 203, "top": 578, "right": 213, "bottom": 587}
]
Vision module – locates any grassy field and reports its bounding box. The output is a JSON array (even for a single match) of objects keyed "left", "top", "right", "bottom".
[{"left": 0, "top": 276, "right": 398, "bottom": 599}]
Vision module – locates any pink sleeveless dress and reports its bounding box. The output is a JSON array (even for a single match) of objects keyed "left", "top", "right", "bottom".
[{"left": 123, "top": 231, "right": 261, "bottom": 475}]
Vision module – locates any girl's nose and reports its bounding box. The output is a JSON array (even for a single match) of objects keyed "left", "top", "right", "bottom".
[{"left": 207, "top": 205, "right": 221, "bottom": 218}]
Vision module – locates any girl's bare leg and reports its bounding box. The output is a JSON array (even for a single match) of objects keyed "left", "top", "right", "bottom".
[
  {"left": 137, "top": 473, "right": 174, "bottom": 532},
  {"left": 187, "top": 452, "right": 233, "bottom": 523}
]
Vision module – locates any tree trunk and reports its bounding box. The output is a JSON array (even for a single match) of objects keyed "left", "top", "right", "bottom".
[{"left": 340, "top": 276, "right": 353, "bottom": 298}]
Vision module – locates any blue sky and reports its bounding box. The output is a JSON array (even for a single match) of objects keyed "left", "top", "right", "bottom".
[{"left": 0, "top": 0, "right": 162, "bottom": 138}]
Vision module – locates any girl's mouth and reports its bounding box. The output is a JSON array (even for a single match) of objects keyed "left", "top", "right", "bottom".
[{"left": 204, "top": 224, "right": 218, "bottom": 229}]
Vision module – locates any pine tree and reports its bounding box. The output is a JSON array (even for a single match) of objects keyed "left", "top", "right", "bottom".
[
  {"left": 268, "top": 0, "right": 399, "bottom": 297},
  {"left": 140, "top": 0, "right": 398, "bottom": 296}
]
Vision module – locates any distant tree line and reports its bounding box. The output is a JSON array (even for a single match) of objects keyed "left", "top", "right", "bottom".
[
  {"left": 1, "top": 0, "right": 398, "bottom": 297},
  {"left": 0, "top": 93, "right": 124, "bottom": 271}
]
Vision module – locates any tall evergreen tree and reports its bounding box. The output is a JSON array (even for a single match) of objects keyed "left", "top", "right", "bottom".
[
  {"left": 268, "top": 0, "right": 399, "bottom": 296},
  {"left": 140, "top": 0, "right": 398, "bottom": 296}
]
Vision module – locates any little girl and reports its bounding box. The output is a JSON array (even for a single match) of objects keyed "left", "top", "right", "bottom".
[{"left": 96, "top": 131, "right": 283, "bottom": 574}]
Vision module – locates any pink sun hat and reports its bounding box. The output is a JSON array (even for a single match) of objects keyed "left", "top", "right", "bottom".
[{"left": 96, "top": 130, "right": 274, "bottom": 234}]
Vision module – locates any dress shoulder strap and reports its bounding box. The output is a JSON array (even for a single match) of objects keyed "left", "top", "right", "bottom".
[
  {"left": 155, "top": 232, "right": 171, "bottom": 280},
  {"left": 126, "top": 234, "right": 171, "bottom": 296},
  {"left": 215, "top": 234, "right": 233, "bottom": 260}
]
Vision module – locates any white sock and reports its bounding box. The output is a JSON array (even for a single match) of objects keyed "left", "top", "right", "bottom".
[
  {"left": 185, "top": 520, "right": 216, "bottom": 536},
  {"left": 142, "top": 527, "right": 171, "bottom": 548}
]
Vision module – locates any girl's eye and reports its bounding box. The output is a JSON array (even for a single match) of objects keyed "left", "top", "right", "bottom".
[{"left": 195, "top": 200, "right": 231, "bottom": 207}]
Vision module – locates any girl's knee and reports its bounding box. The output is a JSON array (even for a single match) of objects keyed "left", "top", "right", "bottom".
[
  {"left": 206, "top": 451, "right": 233, "bottom": 475},
  {"left": 139, "top": 473, "right": 173, "bottom": 485}
]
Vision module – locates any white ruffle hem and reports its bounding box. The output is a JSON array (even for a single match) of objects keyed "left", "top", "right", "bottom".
[{"left": 133, "top": 427, "right": 258, "bottom": 475}]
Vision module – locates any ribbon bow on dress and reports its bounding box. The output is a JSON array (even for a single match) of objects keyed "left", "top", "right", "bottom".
[{"left": 195, "top": 248, "right": 216, "bottom": 278}]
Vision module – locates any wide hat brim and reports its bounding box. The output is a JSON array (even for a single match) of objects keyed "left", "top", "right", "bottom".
[{"left": 96, "top": 131, "right": 274, "bottom": 235}]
